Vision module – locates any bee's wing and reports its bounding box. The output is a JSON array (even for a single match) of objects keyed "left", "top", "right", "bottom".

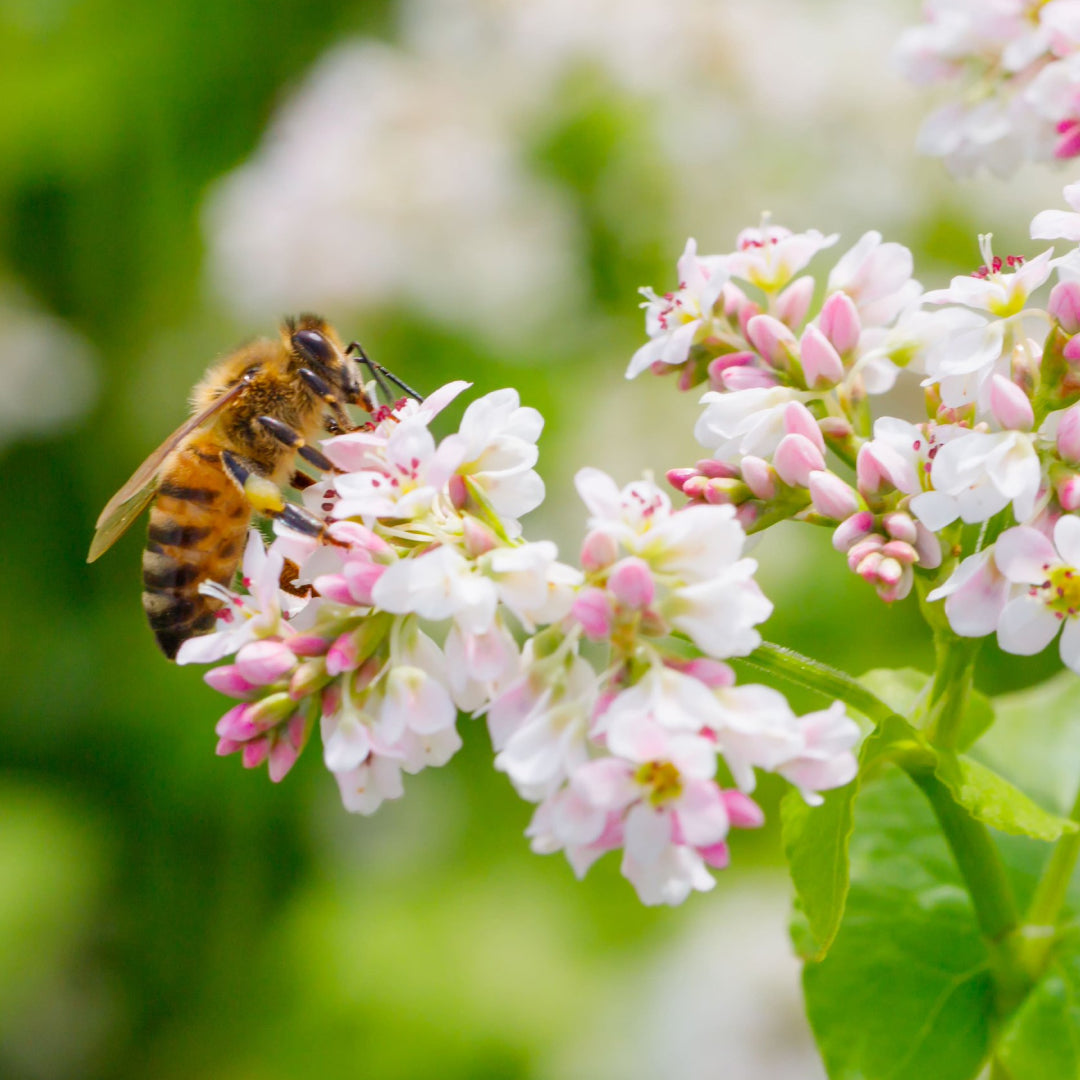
[{"left": 87, "top": 381, "right": 247, "bottom": 563}]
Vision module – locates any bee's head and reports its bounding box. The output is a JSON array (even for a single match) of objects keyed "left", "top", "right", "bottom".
[{"left": 283, "top": 314, "right": 367, "bottom": 408}]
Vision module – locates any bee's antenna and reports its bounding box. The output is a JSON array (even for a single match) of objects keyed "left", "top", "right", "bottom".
[{"left": 346, "top": 341, "right": 424, "bottom": 403}]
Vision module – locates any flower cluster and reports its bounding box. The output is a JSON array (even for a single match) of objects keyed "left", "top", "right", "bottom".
[
  {"left": 180, "top": 379, "right": 860, "bottom": 905},
  {"left": 895, "top": 0, "right": 1080, "bottom": 175},
  {"left": 632, "top": 182, "right": 1080, "bottom": 676}
]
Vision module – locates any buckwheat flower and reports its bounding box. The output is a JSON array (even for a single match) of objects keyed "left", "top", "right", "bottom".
[
  {"left": 1032, "top": 179, "right": 1080, "bottom": 242},
  {"left": 444, "top": 616, "right": 520, "bottom": 711},
  {"left": 922, "top": 237, "right": 1055, "bottom": 317},
  {"left": 1026, "top": 54, "right": 1080, "bottom": 158},
  {"left": 911, "top": 428, "right": 1042, "bottom": 529},
  {"left": 215, "top": 705, "right": 309, "bottom": 783},
  {"left": 694, "top": 386, "right": 811, "bottom": 464},
  {"left": 176, "top": 531, "right": 303, "bottom": 665},
  {"left": 775, "top": 702, "right": 860, "bottom": 806},
  {"left": 927, "top": 548, "right": 1014, "bottom": 637},
  {"left": 725, "top": 222, "right": 838, "bottom": 294},
  {"left": 995, "top": 516, "right": 1080, "bottom": 671},
  {"left": 826, "top": 231, "right": 922, "bottom": 329},
  {"left": 626, "top": 238, "right": 729, "bottom": 379}
]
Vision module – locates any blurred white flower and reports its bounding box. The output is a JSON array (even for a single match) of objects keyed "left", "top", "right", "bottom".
[
  {"left": 0, "top": 289, "right": 97, "bottom": 448},
  {"left": 204, "top": 42, "right": 581, "bottom": 346}
]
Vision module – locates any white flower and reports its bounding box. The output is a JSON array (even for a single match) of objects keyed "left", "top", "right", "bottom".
[
  {"left": 725, "top": 223, "right": 838, "bottom": 293},
  {"left": 775, "top": 702, "right": 860, "bottom": 806},
  {"left": 1032, "top": 179, "right": 1080, "bottom": 243},
  {"left": 694, "top": 386, "right": 809, "bottom": 464},
  {"left": 994, "top": 517, "right": 1080, "bottom": 672},
  {"left": 911, "top": 429, "right": 1042, "bottom": 529},
  {"left": 626, "top": 238, "right": 730, "bottom": 379},
  {"left": 827, "top": 230, "right": 921, "bottom": 328}
]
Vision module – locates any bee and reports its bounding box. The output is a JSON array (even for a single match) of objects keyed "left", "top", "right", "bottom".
[{"left": 88, "top": 315, "right": 373, "bottom": 659}]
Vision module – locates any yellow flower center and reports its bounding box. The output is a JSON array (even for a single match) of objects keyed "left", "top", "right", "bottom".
[{"left": 635, "top": 760, "right": 683, "bottom": 806}]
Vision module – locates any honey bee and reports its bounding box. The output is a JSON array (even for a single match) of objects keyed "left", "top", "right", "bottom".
[{"left": 88, "top": 315, "right": 372, "bottom": 659}]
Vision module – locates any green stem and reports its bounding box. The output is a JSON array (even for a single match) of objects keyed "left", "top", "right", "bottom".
[
  {"left": 1026, "top": 782, "right": 1080, "bottom": 931},
  {"left": 742, "top": 641, "right": 895, "bottom": 726},
  {"left": 925, "top": 635, "right": 982, "bottom": 750},
  {"left": 906, "top": 765, "right": 1020, "bottom": 944}
]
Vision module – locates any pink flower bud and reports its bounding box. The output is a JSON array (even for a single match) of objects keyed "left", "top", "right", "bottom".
[
  {"left": 722, "top": 280, "right": 751, "bottom": 319},
  {"left": 571, "top": 587, "right": 614, "bottom": 640},
  {"left": 707, "top": 351, "right": 755, "bottom": 382},
  {"left": 721, "top": 789, "right": 766, "bottom": 829},
  {"left": 607, "top": 557, "right": 655, "bottom": 610},
  {"left": 800, "top": 324, "right": 845, "bottom": 388},
  {"left": 268, "top": 714, "right": 307, "bottom": 782},
  {"left": 854, "top": 548, "right": 884, "bottom": 581},
  {"left": 215, "top": 737, "right": 241, "bottom": 756},
  {"left": 988, "top": 374, "right": 1034, "bottom": 431},
  {"left": 327, "top": 520, "right": 392, "bottom": 557},
  {"left": 289, "top": 634, "right": 330, "bottom": 657},
  {"left": 808, "top": 470, "right": 859, "bottom": 520},
  {"left": 447, "top": 473, "right": 468, "bottom": 509},
  {"left": 235, "top": 640, "right": 296, "bottom": 686},
  {"left": 581, "top": 529, "right": 619, "bottom": 572},
  {"left": 699, "top": 841, "right": 730, "bottom": 868},
  {"left": 326, "top": 630, "right": 360, "bottom": 676},
  {"left": 819, "top": 416, "right": 854, "bottom": 441},
  {"left": 682, "top": 475, "right": 710, "bottom": 500},
  {"left": 783, "top": 402, "right": 826, "bottom": 453},
  {"left": 832, "top": 511, "right": 875, "bottom": 552},
  {"left": 774, "top": 275, "right": 814, "bottom": 328},
  {"left": 856, "top": 441, "right": 917, "bottom": 496},
  {"left": 746, "top": 314, "right": 798, "bottom": 369},
  {"left": 678, "top": 657, "right": 735, "bottom": 689},
  {"left": 694, "top": 458, "right": 738, "bottom": 479},
  {"left": 876, "top": 557, "right": 904, "bottom": 587},
  {"left": 204, "top": 665, "right": 255, "bottom": 699},
  {"left": 880, "top": 539, "right": 918, "bottom": 565},
  {"left": 247, "top": 691, "right": 295, "bottom": 729},
  {"left": 913, "top": 523, "right": 943, "bottom": 570},
  {"left": 1058, "top": 405, "right": 1080, "bottom": 463},
  {"left": 734, "top": 503, "right": 759, "bottom": 530},
  {"left": 342, "top": 559, "right": 385, "bottom": 604},
  {"left": 817, "top": 291, "right": 861, "bottom": 355},
  {"left": 703, "top": 477, "right": 749, "bottom": 504},
  {"left": 666, "top": 467, "right": 698, "bottom": 491},
  {"left": 463, "top": 516, "right": 498, "bottom": 558},
  {"left": 1057, "top": 471, "right": 1080, "bottom": 511},
  {"left": 242, "top": 738, "right": 270, "bottom": 769},
  {"left": 1049, "top": 280, "right": 1080, "bottom": 334},
  {"left": 1065, "top": 335, "right": 1080, "bottom": 362},
  {"left": 721, "top": 366, "right": 780, "bottom": 391},
  {"left": 215, "top": 703, "right": 259, "bottom": 742},
  {"left": 773, "top": 433, "right": 826, "bottom": 487},
  {"left": 881, "top": 512, "right": 918, "bottom": 544},
  {"left": 740, "top": 456, "right": 777, "bottom": 500},
  {"left": 312, "top": 573, "right": 355, "bottom": 605}
]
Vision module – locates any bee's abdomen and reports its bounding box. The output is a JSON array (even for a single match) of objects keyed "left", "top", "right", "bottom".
[{"left": 142, "top": 451, "right": 251, "bottom": 660}]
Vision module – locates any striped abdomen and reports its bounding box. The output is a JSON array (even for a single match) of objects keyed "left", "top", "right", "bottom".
[{"left": 142, "top": 443, "right": 251, "bottom": 659}]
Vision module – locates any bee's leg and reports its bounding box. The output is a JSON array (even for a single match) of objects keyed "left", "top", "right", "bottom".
[
  {"left": 220, "top": 450, "right": 326, "bottom": 540},
  {"left": 256, "top": 415, "right": 335, "bottom": 472},
  {"left": 346, "top": 342, "right": 424, "bottom": 403},
  {"left": 298, "top": 367, "right": 355, "bottom": 432}
]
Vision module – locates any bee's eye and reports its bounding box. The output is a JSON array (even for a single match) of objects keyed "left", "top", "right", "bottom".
[
  {"left": 241, "top": 365, "right": 260, "bottom": 383},
  {"left": 292, "top": 329, "right": 335, "bottom": 368}
]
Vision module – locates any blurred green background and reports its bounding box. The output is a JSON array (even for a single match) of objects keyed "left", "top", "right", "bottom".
[{"left": 1, "top": 1, "right": 1075, "bottom": 1077}]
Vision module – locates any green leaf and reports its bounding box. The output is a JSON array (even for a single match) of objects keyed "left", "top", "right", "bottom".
[
  {"left": 976, "top": 671, "right": 1080, "bottom": 815},
  {"left": 782, "top": 714, "right": 919, "bottom": 961},
  {"left": 804, "top": 769, "right": 994, "bottom": 1080},
  {"left": 858, "top": 667, "right": 994, "bottom": 751},
  {"left": 996, "top": 926, "right": 1080, "bottom": 1078},
  {"left": 934, "top": 754, "right": 1078, "bottom": 843}
]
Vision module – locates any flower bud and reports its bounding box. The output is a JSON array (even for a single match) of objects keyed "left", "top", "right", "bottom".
[
  {"left": 746, "top": 314, "right": 798, "bottom": 370},
  {"left": 880, "top": 539, "right": 919, "bottom": 565},
  {"left": 215, "top": 703, "right": 259, "bottom": 741},
  {"left": 817, "top": 291, "right": 861, "bottom": 355},
  {"left": 236, "top": 639, "right": 297, "bottom": 686},
  {"left": 808, "top": 470, "right": 859, "bottom": 520},
  {"left": 290, "top": 658, "right": 330, "bottom": 700},
  {"left": 1058, "top": 405, "right": 1080, "bottom": 464},
  {"left": 774, "top": 275, "right": 814, "bottom": 328},
  {"left": 988, "top": 374, "right": 1034, "bottom": 431},
  {"left": 289, "top": 633, "right": 331, "bottom": 656},
  {"left": 913, "top": 523, "right": 943, "bottom": 570},
  {"left": 832, "top": 510, "right": 875, "bottom": 552},
  {"left": 678, "top": 657, "right": 735, "bottom": 689},
  {"left": 1065, "top": 335, "right": 1080, "bottom": 362},
  {"left": 312, "top": 572, "right": 355, "bottom": 605},
  {"left": 734, "top": 503, "right": 759, "bottom": 530},
  {"left": 607, "top": 557, "right": 655, "bottom": 610},
  {"left": 721, "top": 789, "right": 766, "bottom": 829},
  {"left": 881, "top": 511, "right": 918, "bottom": 544},
  {"left": 247, "top": 691, "right": 296, "bottom": 729},
  {"left": 447, "top": 473, "right": 468, "bottom": 509},
  {"left": 580, "top": 529, "right": 619, "bottom": 572},
  {"left": 463, "top": 516, "right": 498, "bottom": 558},
  {"left": 682, "top": 475, "right": 710, "bottom": 500},
  {"left": 242, "top": 740, "right": 270, "bottom": 769},
  {"left": 327, "top": 520, "right": 393, "bottom": 558},
  {"left": 1056, "top": 470, "right": 1080, "bottom": 511},
  {"left": 774, "top": 433, "right": 826, "bottom": 487},
  {"left": 740, "top": 456, "right": 777, "bottom": 500},
  {"left": 721, "top": 366, "right": 779, "bottom": 391},
  {"left": 800, "top": 324, "right": 845, "bottom": 388},
  {"left": 694, "top": 458, "right": 738, "bottom": 479},
  {"left": 853, "top": 548, "right": 884, "bottom": 580},
  {"left": 783, "top": 402, "right": 826, "bottom": 452},
  {"left": 1049, "top": 280, "right": 1080, "bottom": 334},
  {"left": 326, "top": 629, "right": 361, "bottom": 676},
  {"left": 703, "top": 477, "right": 750, "bottom": 505},
  {"left": 268, "top": 714, "right": 308, "bottom": 782},
  {"left": 666, "top": 467, "right": 698, "bottom": 492},
  {"left": 205, "top": 665, "right": 255, "bottom": 699},
  {"left": 571, "top": 587, "right": 614, "bottom": 640}
]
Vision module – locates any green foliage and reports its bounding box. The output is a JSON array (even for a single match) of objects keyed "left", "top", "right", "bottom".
[{"left": 804, "top": 769, "right": 995, "bottom": 1080}]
